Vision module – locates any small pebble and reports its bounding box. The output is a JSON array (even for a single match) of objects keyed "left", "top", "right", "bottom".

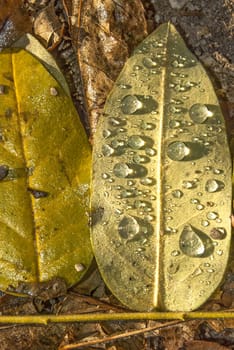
[
  {"left": 74, "top": 263, "right": 85, "bottom": 272},
  {"left": 50, "top": 87, "right": 58, "bottom": 96},
  {"left": 168, "top": 0, "right": 189, "bottom": 9}
]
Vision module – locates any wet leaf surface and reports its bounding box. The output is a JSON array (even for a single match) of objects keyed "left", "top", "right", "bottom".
[
  {"left": 91, "top": 22, "right": 232, "bottom": 311},
  {"left": 0, "top": 48, "right": 93, "bottom": 291}
]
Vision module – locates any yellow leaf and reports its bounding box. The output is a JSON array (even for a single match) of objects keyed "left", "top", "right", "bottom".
[
  {"left": 91, "top": 23, "right": 232, "bottom": 311},
  {"left": 0, "top": 48, "right": 92, "bottom": 290}
]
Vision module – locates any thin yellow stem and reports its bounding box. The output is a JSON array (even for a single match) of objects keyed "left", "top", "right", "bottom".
[{"left": 0, "top": 311, "right": 233, "bottom": 324}]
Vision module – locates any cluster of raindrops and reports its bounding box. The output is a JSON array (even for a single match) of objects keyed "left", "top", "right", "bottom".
[
  {"left": 100, "top": 91, "right": 159, "bottom": 242},
  {"left": 95, "top": 27, "right": 230, "bottom": 295},
  {"left": 164, "top": 67, "right": 229, "bottom": 283}
]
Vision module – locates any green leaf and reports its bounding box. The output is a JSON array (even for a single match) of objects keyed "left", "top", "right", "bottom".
[
  {"left": 91, "top": 23, "right": 232, "bottom": 311},
  {"left": 0, "top": 48, "right": 93, "bottom": 290}
]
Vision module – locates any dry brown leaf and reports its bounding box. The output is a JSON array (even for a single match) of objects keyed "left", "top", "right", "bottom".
[
  {"left": 63, "top": 0, "right": 148, "bottom": 138},
  {"left": 0, "top": 0, "right": 31, "bottom": 48},
  {"left": 34, "top": 0, "right": 64, "bottom": 50}
]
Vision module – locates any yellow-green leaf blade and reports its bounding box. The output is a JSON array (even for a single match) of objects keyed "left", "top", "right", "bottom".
[
  {"left": 0, "top": 49, "right": 92, "bottom": 289},
  {"left": 91, "top": 23, "right": 232, "bottom": 311}
]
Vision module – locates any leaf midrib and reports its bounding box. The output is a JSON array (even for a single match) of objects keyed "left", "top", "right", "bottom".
[{"left": 154, "top": 23, "right": 170, "bottom": 308}]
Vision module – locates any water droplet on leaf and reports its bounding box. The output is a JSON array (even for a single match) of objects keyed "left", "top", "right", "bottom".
[
  {"left": 179, "top": 225, "right": 214, "bottom": 257},
  {"left": 205, "top": 179, "right": 224, "bottom": 192},
  {"left": 207, "top": 212, "right": 218, "bottom": 220},
  {"left": 142, "top": 57, "right": 158, "bottom": 68},
  {"left": 128, "top": 135, "right": 146, "bottom": 149},
  {"left": 113, "top": 163, "right": 147, "bottom": 178},
  {"left": 167, "top": 142, "right": 190, "bottom": 160},
  {"left": 210, "top": 227, "right": 227, "bottom": 240},
  {"left": 171, "top": 250, "right": 180, "bottom": 257},
  {"left": 121, "top": 95, "right": 158, "bottom": 115},
  {"left": 183, "top": 181, "right": 197, "bottom": 189},
  {"left": 167, "top": 141, "right": 207, "bottom": 161},
  {"left": 189, "top": 104, "right": 214, "bottom": 123},
  {"left": 145, "top": 148, "right": 157, "bottom": 156},
  {"left": 172, "top": 189, "right": 183, "bottom": 198},
  {"left": 118, "top": 216, "right": 139, "bottom": 239},
  {"left": 102, "top": 144, "right": 115, "bottom": 156},
  {"left": 140, "top": 177, "right": 156, "bottom": 186},
  {"left": 118, "top": 216, "right": 152, "bottom": 240},
  {"left": 140, "top": 121, "right": 156, "bottom": 130}
]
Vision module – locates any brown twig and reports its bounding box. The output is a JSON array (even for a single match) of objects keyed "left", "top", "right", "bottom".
[{"left": 59, "top": 319, "right": 183, "bottom": 349}]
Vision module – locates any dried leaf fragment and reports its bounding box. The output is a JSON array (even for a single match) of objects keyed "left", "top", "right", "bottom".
[{"left": 0, "top": 0, "right": 32, "bottom": 48}]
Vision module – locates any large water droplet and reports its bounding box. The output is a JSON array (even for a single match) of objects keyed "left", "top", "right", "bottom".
[
  {"left": 128, "top": 135, "right": 146, "bottom": 149},
  {"left": 179, "top": 225, "right": 214, "bottom": 257},
  {"left": 111, "top": 139, "right": 125, "bottom": 148},
  {"left": 167, "top": 141, "right": 207, "bottom": 161},
  {"left": 183, "top": 180, "right": 197, "bottom": 189},
  {"left": 102, "top": 144, "right": 115, "bottom": 156},
  {"left": 201, "top": 220, "right": 210, "bottom": 227},
  {"left": 121, "top": 95, "right": 158, "bottom": 115},
  {"left": 207, "top": 212, "right": 218, "bottom": 220},
  {"left": 121, "top": 95, "right": 142, "bottom": 114},
  {"left": 205, "top": 179, "right": 225, "bottom": 193},
  {"left": 169, "top": 120, "right": 181, "bottom": 128},
  {"left": 102, "top": 129, "right": 113, "bottom": 138},
  {"left": 142, "top": 56, "right": 158, "bottom": 68},
  {"left": 190, "top": 198, "right": 199, "bottom": 204},
  {"left": 113, "top": 163, "right": 132, "bottom": 178},
  {"left": 134, "top": 200, "right": 152, "bottom": 210},
  {"left": 109, "top": 117, "right": 126, "bottom": 127},
  {"left": 140, "top": 177, "right": 156, "bottom": 186},
  {"left": 140, "top": 121, "right": 156, "bottom": 130},
  {"left": 213, "top": 168, "right": 223, "bottom": 175},
  {"left": 133, "top": 154, "right": 150, "bottom": 164},
  {"left": 118, "top": 216, "right": 152, "bottom": 240},
  {"left": 172, "top": 189, "right": 183, "bottom": 198},
  {"left": 118, "top": 216, "right": 139, "bottom": 239},
  {"left": 113, "top": 163, "right": 147, "bottom": 178},
  {"left": 145, "top": 148, "right": 157, "bottom": 156},
  {"left": 167, "top": 142, "right": 190, "bottom": 160},
  {"left": 189, "top": 104, "right": 214, "bottom": 123},
  {"left": 210, "top": 227, "right": 227, "bottom": 240},
  {"left": 196, "top": 204, "right": 204, "bottom": 210},
  {"left": 120, "top": 189, "right": 138, "bottom": 198}
]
